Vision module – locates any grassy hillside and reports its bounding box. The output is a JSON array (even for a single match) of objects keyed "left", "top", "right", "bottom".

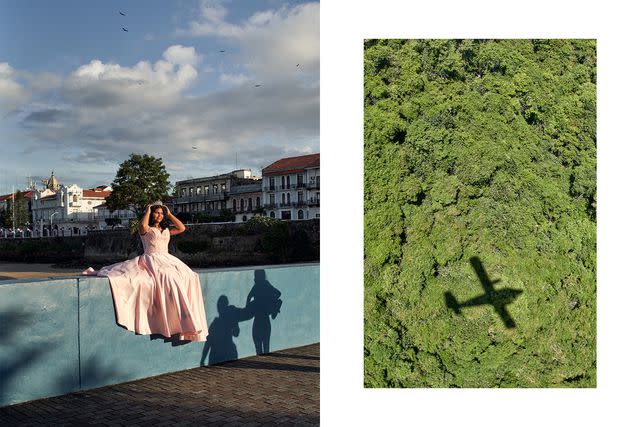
[{"left": 364, "top": 39, "right": 596, "bottom": 387}]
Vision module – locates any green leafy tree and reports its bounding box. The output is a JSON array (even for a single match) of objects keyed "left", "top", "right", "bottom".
[
  {"left": 1, "top": 191, "right": 30, "bottom": 228},
  {"left": 106, "top": 154, "right": 171, "bottom": 217},
  {"left": 364, "top": 39, "right": 596, "bottom": 388}
]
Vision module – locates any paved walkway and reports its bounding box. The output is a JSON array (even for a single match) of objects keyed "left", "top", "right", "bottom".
[{"left": 0, "top": 343, "right": 319, "bottom": 426}]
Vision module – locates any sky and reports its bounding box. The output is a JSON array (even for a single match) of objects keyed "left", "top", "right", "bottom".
[{"left": 0, "top": 0, "right": 319, "bottom": 194}]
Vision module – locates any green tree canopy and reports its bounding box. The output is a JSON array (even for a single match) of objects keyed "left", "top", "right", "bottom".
[
  {"left": 106, "top": 153, "right": 171, "bottom": 216},
  {"left": 364, "top": 39, "right": 596, "bottom": 388},
  {"left": 1, "top": 191, "right": 30, "bottom": 228}
]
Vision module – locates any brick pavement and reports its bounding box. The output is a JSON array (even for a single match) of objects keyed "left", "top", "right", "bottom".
[{"left": 1, "top": 343, "right": 319, "bottom": 426}]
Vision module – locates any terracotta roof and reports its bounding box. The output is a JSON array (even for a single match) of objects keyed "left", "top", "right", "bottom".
[
  {"left": 0, "top": 191, "right": 35, "bottom": 201},
  {"left": 83, "top": 189, "right": 111, "bottom": 198},
  {"left": 262, "top": 153, "right": 320, "bottom": 175}
]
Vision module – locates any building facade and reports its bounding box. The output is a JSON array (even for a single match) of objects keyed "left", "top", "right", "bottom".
[
  {"left": 93, "top": 203, "right": 137, "bottom": 230},
  {"left": 262, "top": 153, "right": 320, "bottom": 221},
  {"left": 172, "top": 169, "right": 261, "bottom": 220},
  {"left": 228, "top": 181, "right": 262, "bottom": 222},
  {"left": 31, "top": 184, "right": 112, "bottom": 236}
]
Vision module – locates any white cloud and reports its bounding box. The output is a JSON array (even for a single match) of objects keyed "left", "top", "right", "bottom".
[
  {"left": 14, "top": 42, "right": 318, "bottom": 185},
  {"left": 219, "top": 73, "right": 249, "bottom": 85},
  {"left": 62, "top": 45, "right": 199, "bottom": 109},
  {"left": 162, "top": 45, "right": 200, "bottom": 66},
  {"left": 176, "top": 1, "right": 319, "bottom": 81},
  {"left": 0, "top": 62, "right": 31, "bottom": 112}
]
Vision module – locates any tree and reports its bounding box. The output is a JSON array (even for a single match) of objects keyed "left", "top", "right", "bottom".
[
  {"left": 106, "top": 154, "right": 171, "bottom": 217},
  {"left": 1, "top": 191, "right": 30, "bottom": 229},
  {"left": 364, "top": 39, "right": 596, "bottom": 387}
]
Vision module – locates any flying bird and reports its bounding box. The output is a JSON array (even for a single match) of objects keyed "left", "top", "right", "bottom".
[
  {"left": 122, "top": 27, "right": 128, "bottom": 32},
  {"left": 254, "top": 84, "right": 261, "bottom": 87},
  {"left": 296, "top": 64, "right": 300, "bottom": 67},
  {"left": 119, "top": 11, "right": 126, "bottom": 16},
  {"left": 219, "top": 50, "right": 225, "bottom": 53},
  {"left": 192, "top": 146, "right": 198, "bottom": 150}
]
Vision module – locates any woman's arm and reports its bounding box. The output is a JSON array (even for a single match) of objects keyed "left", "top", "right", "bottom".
[
  {"left": 138, "top": 204, "right": 151, "bottom": 235},
  {"left": 164, "top": 205, "right": 186, "bottom": 235}
]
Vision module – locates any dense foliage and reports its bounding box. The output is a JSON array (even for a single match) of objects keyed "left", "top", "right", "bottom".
[
  {"left": 106, "top": 153, "right": 171, "bottom": 217},
  {"left": 1, "top": 191, "right": 30, "bottom": 229},
  {"left": 364, "top": 40, "right": 596, "bottom": 387}
]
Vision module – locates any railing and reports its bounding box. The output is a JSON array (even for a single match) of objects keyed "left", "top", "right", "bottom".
[
  {"left": 175, "top": 192, "right": 228, "bottom": 203},
  {"left": 262, "top": 183, "right": 309, "bottom": 191}
]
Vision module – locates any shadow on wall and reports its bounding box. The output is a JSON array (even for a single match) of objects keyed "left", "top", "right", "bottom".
[
  {"left": 0, "top": 310, "right": 55, "bottom": 401},
  {"left": 200, "top": 269, "right": 283, "bottom": 366}
]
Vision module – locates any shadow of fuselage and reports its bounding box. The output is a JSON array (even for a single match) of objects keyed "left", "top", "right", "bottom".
[{"left": 444, "top": 257, "right": 522, "bottom": 328}]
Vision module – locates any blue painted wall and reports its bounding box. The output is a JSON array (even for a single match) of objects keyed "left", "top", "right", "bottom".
[{"left": 0, "top": 263, "right": 319, "bottom": 407}]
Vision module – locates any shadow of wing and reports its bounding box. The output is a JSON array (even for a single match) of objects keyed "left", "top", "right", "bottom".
[{"left": 494, "top": 304, "right": 516, "bottom": 328}]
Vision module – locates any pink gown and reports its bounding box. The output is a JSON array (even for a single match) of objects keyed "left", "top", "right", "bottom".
[{"left": 93, "top": 227, "right": 208, "bottom": 342}]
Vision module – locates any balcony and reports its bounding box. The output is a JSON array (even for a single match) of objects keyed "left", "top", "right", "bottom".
[
  {"left": 175, "top": 192, "right": 228, "bottom": 204},
  {"left": 262, "top": 183, "right": 308, "bottom": 192},
  {"left": 308, "top": 198, "right": 320, "bottom": 206}
]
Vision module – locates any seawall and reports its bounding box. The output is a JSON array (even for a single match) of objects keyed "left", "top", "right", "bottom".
[{"left": 0, "top": 263, "right": 319, "bottom": 407}]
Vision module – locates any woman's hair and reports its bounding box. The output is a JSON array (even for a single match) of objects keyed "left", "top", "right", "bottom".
[{"left": 148, "top": 204, "right": 170, "bottom": 230}]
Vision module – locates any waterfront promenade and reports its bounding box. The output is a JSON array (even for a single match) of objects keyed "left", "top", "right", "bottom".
[{"left": 0, "top": 343, "right": 319, "bottom": 426}]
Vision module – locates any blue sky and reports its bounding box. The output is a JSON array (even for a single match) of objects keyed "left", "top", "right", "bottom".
[{"left": 0, "top": 0, "right": 319, "bottom": 194}]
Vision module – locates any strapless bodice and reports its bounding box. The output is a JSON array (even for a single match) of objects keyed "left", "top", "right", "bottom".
[{"left": 141, "top": 227, "right": 169, "bottom": 254}]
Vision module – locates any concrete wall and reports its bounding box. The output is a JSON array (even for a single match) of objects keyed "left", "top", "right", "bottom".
[
  {"left": 0, "top": 263, "right": 319, "bottom": 407},
  {"left": 0, "top": 220, "right": 320, "bottom": 267}
]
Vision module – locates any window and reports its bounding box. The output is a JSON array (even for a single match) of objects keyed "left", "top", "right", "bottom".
[
  {"left": 240, "top": 199, "right": 245, "bottom": 211},
  {"left": 242, "top": 215, "right": 247, "bottom": 222},
  {"left": 281, "top": 210, "right": 291, "bottom": 220},
  {"left": 196, "top": 186, "right": 201, "bottom": 195},
  {"left": 281, "top": 193, "right": 285, "bottom": 204},
  {"left": 281, "top": 176, "right": 285, "bottom": 188},
  {"left": 297, "top": 210, "right": 304, "bottom": 220},
  {"left": 286, "top": 193, "right": 291, "bottom": 205},
  {"left": 181, "top": 188, "right": 186, "bottom": 197},
  {"left": 189, "top": 187, "right": 193, "bottom": 196},
  {"left": 269, "top": 177, "right": 275, "bottom": 191},
  {"left": 232, "top": 199, "right": 237, "bottom": 211},
  {"left": 73, "top": 195, "right": 78, "bottom": 202},
  {"left": 286, "top": 176, "right": 290, "bottom": 189},
  {"left": 269, "top": 194, "right": 275, "bottom": 205},
  {"left": 297, "top": 174, "right": 303, "bottom": 187},
  {"left": 248, "top": 198, "right": 252, "bottom": 210},
  {"left": 297, "top": 191, "right": 303, "bottom": 203},
  {"left": 256, "top": 196, "right": 260, "bottom": 207},
  {"left": 270, "top": 211, "right": 275, "bottom": 218},
  {"left": 204, "top": 185, "right": 209, "bottom": 195}
]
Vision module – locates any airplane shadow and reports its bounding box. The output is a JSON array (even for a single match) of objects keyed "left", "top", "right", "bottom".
[{"left": 444, "top": 256, "right": 522, "bottom": 328}]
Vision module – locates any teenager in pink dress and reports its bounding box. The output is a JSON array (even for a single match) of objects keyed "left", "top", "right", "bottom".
[{"left": 85, "top": 204, "right": 208, "bottom": 342}]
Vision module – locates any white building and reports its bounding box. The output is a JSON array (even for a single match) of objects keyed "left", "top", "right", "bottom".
[
  {"left": 262, "top": 153, "right": 320, "bottom": 221},
  {"left": 93, "top": 203, "right": 137, "bottom": 230},
  {"left": 31, "top": 184, "right": 112, "bottom": 236}
]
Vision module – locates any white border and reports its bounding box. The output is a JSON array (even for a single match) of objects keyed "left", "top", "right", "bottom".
[{"left": 321, "top": 0, "right": 640, "bottom": 425}]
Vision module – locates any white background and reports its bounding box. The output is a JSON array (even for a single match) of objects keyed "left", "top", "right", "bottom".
[{"left": 320, "top": 0, "right": 639, "bottom": 425}]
